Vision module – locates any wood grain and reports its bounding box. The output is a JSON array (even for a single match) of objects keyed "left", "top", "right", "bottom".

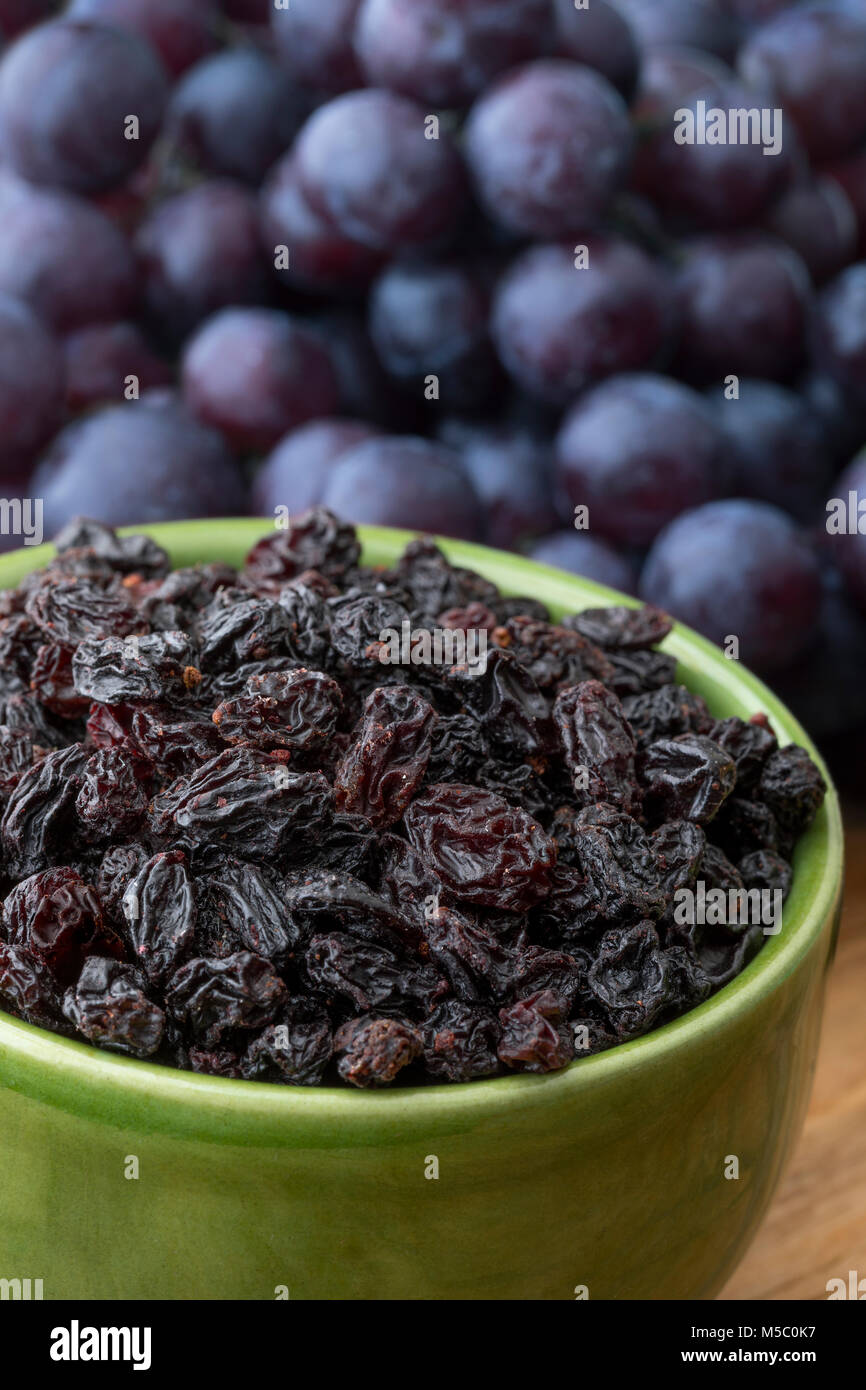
[{"left": 718, "top": 808, "right": 866, "bottom": 1301}]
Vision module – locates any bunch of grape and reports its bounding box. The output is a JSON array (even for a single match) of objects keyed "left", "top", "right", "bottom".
[{"left": 0, "top": 0, "right": 865, "bottom": 780}]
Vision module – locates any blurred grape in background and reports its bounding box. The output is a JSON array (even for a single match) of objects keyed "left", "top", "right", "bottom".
[{"left": 0, "top": 0, "right": 864, "bottom": 787}]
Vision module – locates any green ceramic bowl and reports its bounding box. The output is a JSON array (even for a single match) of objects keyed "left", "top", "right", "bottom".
[{"left": 0, "top": 521, "right": 844, "bottom": 1301}]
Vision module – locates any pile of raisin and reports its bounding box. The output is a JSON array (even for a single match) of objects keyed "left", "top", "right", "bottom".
[{"left": 0, "top": 512, "right": 827, "bottom": 1088}]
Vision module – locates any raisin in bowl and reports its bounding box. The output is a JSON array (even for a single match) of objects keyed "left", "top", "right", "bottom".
[{"left": 0, "top": 517, "right": 843, "bottom": 1302}]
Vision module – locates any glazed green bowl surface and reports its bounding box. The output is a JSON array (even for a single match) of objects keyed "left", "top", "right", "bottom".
[{"left": 0, "top": 521, "right": 843, "bottom": 1301}]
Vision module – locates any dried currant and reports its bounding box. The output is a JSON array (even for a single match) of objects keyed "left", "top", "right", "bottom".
[
  {"left": 564, "top": 605, "right": 673, "bottom": 651},
  {"left": 404, "top": 784, "right": 557, "bottom": 911},
  {"left": 553, "top": 679, "right": 639, "bottom": 813},
  {"left": 62, "top": 957, "right": 164, "bottom": 1058},
  {"left": 640, "top": 734, "right": 737, "bottom": 825},
  {"left": 72, "top": 631, "right": 200, "bottom": 704},
  {"left": 335, "top": 685, "right": 436, "bottom": 828},
  {"left": 334, "top": 1015, "right": 422, "bottom": 1088},
  {"left": 244, "top": 510, "right": 360, "bottom": 591},
  {"left": 213, "top": 667, "right": 342, "bottom": 753},
  {"left": 242, "top": 1002, "right": 333, "bottom": 1085},
  {"left": 165, "top": 951, "right": 287, "bottom": 1046},
  {"left": 121, "top": 851, "right": 197, "bottom": 985},
  {"left": 150, "top": 748, "right": 332, "bottom": 859},
  {"left": 2, "top": 866, "right": 120, "bottom": 985},
  {"left": 498, "top": 991, "right": 574, "bottom": 1073},
  {"left": 75, "top": 746, "right": 150, "bottom": 842}
]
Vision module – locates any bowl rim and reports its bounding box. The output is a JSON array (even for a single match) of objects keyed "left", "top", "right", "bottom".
[{"left": 0, "top": 519, "right": 844, "bottom": 1134}]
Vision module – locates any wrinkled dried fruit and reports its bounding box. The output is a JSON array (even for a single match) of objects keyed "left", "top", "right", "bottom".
[
  {"left": 150, "top": 748, "right": 332, "bottom": 858},
  {"left": 335, "top": 685, "right": 436, "bottom": 827},
  {"left": 640, "top": 735, "right": 737, "bottom": 825},
  {"left": 121, "top": 851, "right": 196, "bottom": 985},
  {"left": 0, "top": 516, "right": 826, "bottom": 1088},
  {"left": 213, "top": 668, "right": 342, "bottom": 753},
  {"left": 2, "top": 866, "right": 120, "bottom": 985},
  {"left": 166, "top": 951, "right": 287, "bottom": 1046},
  {"left": 72, "top": 631, "right": 199, "bottom": 704},
  {"left": 62, "top": 956, "right": 164, "bottom": 1058},
  {"left": 334, "top": 1015, "right": 422, "bottom": 1088},
  {"left": 554, "top": 679, "right": 639, "bottom": 812},
  {"left": 405, "top": 784, "right": 557, "bottom": 911}
]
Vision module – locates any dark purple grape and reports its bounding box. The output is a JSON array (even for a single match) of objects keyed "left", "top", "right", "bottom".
[
  {"left": 528, "top": 532, "right": 637, "bottom": 593},
  {"left": 738, "top": 5, "right": 866, "bottom": 161},
  {"left": 465, "top": 60, "right": 632, "bottom": 239},
  {"left": 368, "top": 261, "right": 499, "bottom": 410},
  {"left": 813, "top": 262, "right": 866, "bottom": 400},
  {"left": 69, "top": 0, "right": 218, "bottom": 77},
  {"left": 0, "top": 2, "right": 58, "bottom": 39},
  {"left": 798, "top": 368, "right": 866, "bottom": 468},
  {"left": 0, "top": 19, "right": 168, "bottom": 194},
  {"left": 612, "top": 0, "right": 739, "bottom": 60},
  {"left": 33, "top": 397, "right": 247, "bottom": 534},
  {"left": 641, "top": 499, "right": 822, "bottom": 673},
  {"left": 491, "top": 239, "right": 675, "bottom": 405},
  {"left": 774, "top": 567, "right": 866, "bottom": 740},
  {"left": 222, "top": 0, "right": 270, "bottom": 21},
  {"left": 824, "top": 149, "right": 866, "bottom": 259},
  {"left": 634, "top": 44, "right": 733, "bottom": 115},
  {"left": 553, "top": 0, "right": 639, "bottom": 99},
  {"left": 320, "top": 437, "right": 482, "bottom": 541},
  {"left": 762, "top": 177, "right": 858, "bottom": 287},
  {"left": 354, "top": 0, "right": 550, "bottom": 107},
  {"left": 554, "top": 374, "right": 725, "bottom": 548},
  {"left": 294, "top": 89, "right": 467, "bottom": 253},
  {"left": 260, "top": 153, "right": 386, "bottom": 294},
  {"left": 166, "top": 48, "right": 308, "bottom": 188},
  {"left": 0, "top": 176, "right": 136, "bottom": 331},
  {"left": 632, "top": 81, "right": 793, "bottom": 232},
  {"left": 312, "top": 311, "right": 413, "bottom": 427},
  {"left": 718, "top": 0, "right": 792, "bottom": 22},
  {"left": 436, "top": 417, "right": 557, "bottom": 549},
  {"left": 704, "top": 378, "right": 836, "bottom": 521},
  {"left": 135, "top": 182, "right": 269, "bottom": 345},
  {"left": 182, "top": 308, "right": 340, "bottom": 454},
  {"left": 828, "top": 452, "right": 866, "bottom": 615},
  {"left": 271, "top": 0, "right": 363, "bottom": 93},
  {"left": 675, "top": 236, "right": 811, "bottom": 383},
  {"left": 62, "top": 321, "right": 172, "bottom": 414},
  {"left": 0, "top": 293, "right": 65, "bottom": 484},
  {"left": 251, "top": 420, "right": 382, "bottom": 518}
]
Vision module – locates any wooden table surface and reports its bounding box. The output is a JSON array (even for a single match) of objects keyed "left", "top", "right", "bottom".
[{"left": 719, "top": 806, "right": 866, "bottom": 1302}]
